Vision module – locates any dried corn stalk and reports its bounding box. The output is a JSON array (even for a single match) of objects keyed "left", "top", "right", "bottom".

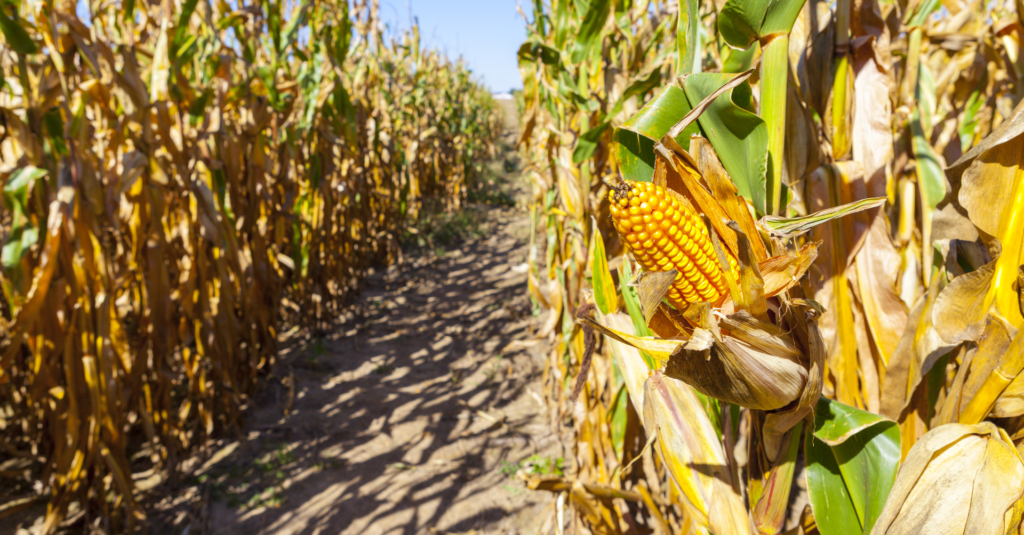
[{"left": 0, "top": 0, "right": 499, "bottom": 529}]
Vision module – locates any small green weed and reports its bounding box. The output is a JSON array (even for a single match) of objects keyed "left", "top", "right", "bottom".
[
  {"left": 484, "top": 354, "right": 505, "bottom": 383},
  {"left": 523, "top": 454, "right": 564, "bottom": 477},
  {"left": 205, "top": 444, "right": 297, "bottom": 511},
  {"left": 499, "top": 459, "right": 520, "bottom": 479}
]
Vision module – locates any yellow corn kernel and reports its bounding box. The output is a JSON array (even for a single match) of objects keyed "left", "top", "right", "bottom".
[{"left": 608, "top": 180, "right": 739, "bottom": 308}]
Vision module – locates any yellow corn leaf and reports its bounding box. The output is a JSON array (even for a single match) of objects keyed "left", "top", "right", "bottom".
[
  {"left": 728, "top": 221, "right": 768, "bottom": 322},
  {"left": 936, "top": 317, "right": 1012, "bottom": 425},
  {"left": 643, "top": 371, "right": 750, "bottom": 534},
  {"left": 993, "top": 370, "right": 1024, "bottom": 418},
  {"left": 754, "top": 422, "right": 803, "bottom": 534},
  {"left": 758, "top": 242, "right": 819, "bottom": 298},
  {"left": 600, "top": 312, "right": 653, "bottom": 427},
  {"left": 578, "top": 315, "right": 687, "bottom": 366},
  {"left": 692, "top": 137, "right": 769, "bottom": 262},
  {"left": 879, "top": 281, "right": 956, "bottom": 421}
]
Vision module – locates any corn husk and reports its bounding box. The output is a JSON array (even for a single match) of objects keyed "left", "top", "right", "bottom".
[{"left": 663, "top": 323, "right": 809, "bottom": 411}]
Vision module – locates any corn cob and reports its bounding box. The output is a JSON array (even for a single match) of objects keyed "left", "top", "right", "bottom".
[{"left": 608, "top": 180, "right": 738, "bottom": 308}]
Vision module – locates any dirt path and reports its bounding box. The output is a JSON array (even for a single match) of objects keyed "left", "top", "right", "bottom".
[{"left": 137, "top": 157, "right": 564, "bottom": 535}]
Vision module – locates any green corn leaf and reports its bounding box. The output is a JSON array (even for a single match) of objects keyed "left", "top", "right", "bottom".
[
  {"left": 760, "top": 0, "right": 807, "bottom": 36},
  {"left": 760, "top": 197, "right": 887, "bottom": 237},
  {"left": 570, "top": 0, "right": 612, "bottom": 64},
  {"left": 282, "top": 0, "right": 312, "bottom": 45},
  {"left": 2, "top": 166, "right": 48, "bottom": 269},
  {"left": 589, "top": 217, "right": 617, "bottom": 315},
  {"left": 911, "top": 115, "right": 945, "bottom": 212},
  {"left": 722, "top": 42, "right": 758, "bottom": 74},
  {"left": 608, "top": 384, "right": 628, "bottom": 458},
  {"left": 618, "top": 261, "right": 656, "bottom": 369},
  {"left": 171, "top": 0, "right": 199, "bottom": 58},
  {"left": 329, "top": 2, "right": 352, "bottom": 66},
  {"left": 573, "top": 120, "right": 610, "bottom": 163},
  {"left": 676, "top": 0, "right": 698, "bottom": 75},
  {"left": 554, "top": 0, "right": 571, "bottom": 49},
  {"left": 613, "top": 84, "right": 696, "bottom": 183},
  {"left": 0, "top": 5, "right": 37, "bottom": 55},
  {"left": 188, "top": 88, "right": 213, "bottom": 126},
  {"left": 2, "top": 223, "right": 37, "bottom": 269},
  {"left": 257, "top": 66, "right": 283, "bottom": 111},
  {"left": 959, "top": 88, "right": 985, "bottom": 150},
  {"left": 265, "top": 0, "right": 283, "bottom": 54},
  {"left": 904, "top": 0, "right": 941, "bottom": 28},
  {"left": 216, "top": 11, "right": 247, "bottom": 30},
  {"left": 806, "top": 398, "right": 901, "bottom": 535},
  {"left": 4, "top": 166, "right": 48, "bottom": 208},
  {"left": 519, "top": 39, "right": 561, "bottom": 67},
  {"left": 621, "top": 67, "right": 662, "bottom": 103},
  {"left": 718, "top": 0, "right": 770, "bottom": 49},
  {"left": 683, "top": 73, "right": 769, "bottom": 215},
  {"left": 806, "top": 430, "right": 861, "bottom": 535}
]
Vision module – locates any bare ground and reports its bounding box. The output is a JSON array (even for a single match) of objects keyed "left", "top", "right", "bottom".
[{"left": 145, "top": 159, "right": 564, "bottom": 534}]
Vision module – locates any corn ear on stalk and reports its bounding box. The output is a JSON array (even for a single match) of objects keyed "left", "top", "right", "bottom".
[{"left": 609, "top": 180, "right": 738, "bottom": 307}]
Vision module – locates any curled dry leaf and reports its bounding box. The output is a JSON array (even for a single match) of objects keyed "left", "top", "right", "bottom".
[
  {"left": 871, "top": 422, "right": 1024, "bottom": 535},
  {"left": 936, "top": 317, "right": 1013, "bottom": 426}
]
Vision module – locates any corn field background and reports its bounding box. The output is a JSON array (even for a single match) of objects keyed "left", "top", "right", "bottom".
[
  {"left": 0, "top": 0, "right": 504, "bottom": 531},
  {"left": 7, "top": 0, "right": 1024, "bottom": 532}
]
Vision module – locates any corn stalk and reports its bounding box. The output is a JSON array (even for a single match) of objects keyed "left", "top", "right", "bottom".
[{"left": 0, "top": 0, "right": 499, "bottom": 529}]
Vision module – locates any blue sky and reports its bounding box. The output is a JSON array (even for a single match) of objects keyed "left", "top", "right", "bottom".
[
  {"left": 73, "top": 0, "right": 526, "bottom": 92},
  {"left": 378, "top": 0, "right": 526, "bottom": 92}
]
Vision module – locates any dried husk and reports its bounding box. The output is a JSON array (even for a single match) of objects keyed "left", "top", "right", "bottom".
[{"left": 664, "top": 322, "right": 809, "bottom": 411}]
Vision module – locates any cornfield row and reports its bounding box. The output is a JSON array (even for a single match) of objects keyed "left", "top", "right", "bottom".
[
  {"left": 0, "top": 0, "right": 500, "bottom": 531},
  {"left": 519, "top": 0, "right": 1024, "bottom": 533}
]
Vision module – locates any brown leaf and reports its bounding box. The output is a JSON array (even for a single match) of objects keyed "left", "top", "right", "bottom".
[{"left": 854, "top": 212, "right": 909, "bottom": 365}]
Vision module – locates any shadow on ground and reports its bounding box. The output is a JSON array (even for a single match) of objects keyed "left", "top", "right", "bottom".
[{"left": 139, "top": 144, "right": 566, "bottom": 535}]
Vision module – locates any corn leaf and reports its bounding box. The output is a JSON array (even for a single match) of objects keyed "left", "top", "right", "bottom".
[
  {"left": 718, "top": 0, "right": 770, "bottom": 49},
  {"left": 676, "top": 0, "right": 699, "bottom": 75},
  {"left": 682, "top": 73, "right": 769, "bottom": 215},
  {"left": 613, "top": 84, "right": 697, "bottom": 183},
  {"left": 0, "top": 7, "right": 37, "bottom": 54},
  {"left": 589, "top": 217, "right": 617, "bottom": 315},
  {"left": 570, "top": 0, "right": 612, "bottom": 64},
  {"left": 806, "top": 398, "right": 900, "bottom": 535},
  {"left": 760, "top": 197, "right": 886, "bottom": 237}
]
